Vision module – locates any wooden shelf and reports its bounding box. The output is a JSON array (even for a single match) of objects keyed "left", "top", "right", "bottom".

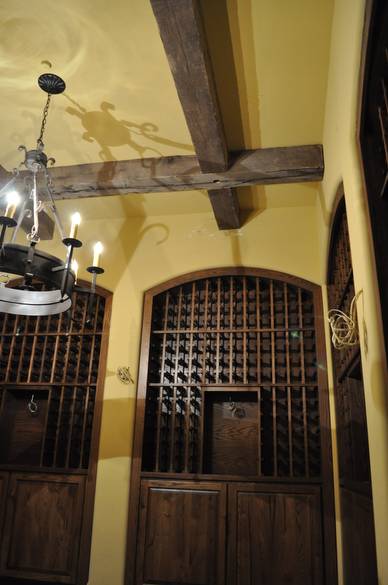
[
  {"left": 140, "top": 471, "right": 322, "bottom": 483},
  {"left": 0, "top": 382, "right": 97, "bottom": 387},
  {"left": 0, "top": 463, "right": 88, "bottom": 475},
  {"left": 151, "top": 326, "right": 316, "bottom": 334},
  {"left": 147, "top": 382, "right": 319, "bottom": 388}
]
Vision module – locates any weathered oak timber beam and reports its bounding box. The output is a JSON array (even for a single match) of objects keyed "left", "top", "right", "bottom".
[
  {"left": 150, "top": 0, "right": 228, "bottom": 174},
  {"left": 1, "top": 145, "right": 323, "bottom": 200},
  {"left": 150, "top": 0, "right": 240, "bottom": 228},
  {"left": 208, "top": 188, "right": 240, "bottom": 230}
]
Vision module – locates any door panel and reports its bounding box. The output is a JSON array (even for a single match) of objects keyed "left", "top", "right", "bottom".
[
  {"left": 203, "top": 390, "right": 259, "bottom": 475},
  {"left": 0, "top": 473, "right": 8, "bottom": 534},
  {"left": 136, "top": 480, "right": 226, "bottom": 585},
  {"left": 341, "top": 488, "right": 378, "bottom": 585},
  {"left": 0, "top": 473, "right": 85, "bottom": 583},
  {"left": 228, "top": 483, "right": 323, "bottom": 585}
]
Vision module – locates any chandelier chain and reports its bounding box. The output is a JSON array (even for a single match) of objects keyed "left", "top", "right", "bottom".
[{"left": 37, "top": 93, "right": 52, "bottom": 146}]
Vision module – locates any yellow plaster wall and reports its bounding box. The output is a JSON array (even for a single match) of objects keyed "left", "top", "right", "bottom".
[
  {"left": 318, "top": 0, "right": 388, "bottom": 583},
  {"left": 41, "top": 200, "right": 320, "bottom": 585}
]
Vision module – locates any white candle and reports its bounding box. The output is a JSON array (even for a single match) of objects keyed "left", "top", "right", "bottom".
[
  {"left": 93, "top": 241, "right": 103, "bottom": 267},
  {"left": 4, "top": 191, "right": 21, "bottom": 219},
  {"left": 71, "top": 259, "right": 79, "bottom": 283},
  {"left": 69, "top": 212, "right": 81, "bottom": 239}
]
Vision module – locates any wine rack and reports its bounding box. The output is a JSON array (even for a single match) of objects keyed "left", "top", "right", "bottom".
[
  {"left": 0, "top": 288, "right": 107, "bottom": 472},
  {"left": 327, "top": 208, "right": 358, "bottom": 375},
  {"left": 142, "top": 275, "right": 321, "bottom": 478},
  {"left": 328, "top": 196, "right": 371, "bottom": 486}
]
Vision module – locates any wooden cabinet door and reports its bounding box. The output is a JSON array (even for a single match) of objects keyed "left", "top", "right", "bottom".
[
  {"left": 228, "top": 483, "right": 323, "bottom": 585},
  {"left": 0, "top": 473, "right": 8, "bottom": 535},
  {"left": 341, "top": 488, "right": 378, "bottom": 585},
  {"left": 136, "top": 480, "right": 226, "bottom": 585},
  {"left": 0, "top": 473, "right": 85, "bottom": 583}
]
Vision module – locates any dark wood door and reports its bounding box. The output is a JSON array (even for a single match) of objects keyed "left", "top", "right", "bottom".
[
  {"left": 228, "top": 483, "right": 323, "bottom": 585},
  {"left": 0, "top": 473, "right": 85, "bottom": 583},
  {"left": 136, "top": 480, "right": 226, "bottom": 585},
  {"left": 341, "top": 488, "right": 378, "bottom": 585},
  {"left": 0, "top": 473, "right": 8, "bottom": 534}
]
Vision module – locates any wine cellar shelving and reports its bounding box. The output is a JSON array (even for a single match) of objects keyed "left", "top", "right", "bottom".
[
  {"left": 142, "top": 275, "right": 321, "bottom": 478},
  {"left": 0, "top": 289, "right": 107, "bottom": 472},
  {"left": 327, "top": 208, "right": 358, "bottom": 378},
  {"left": 327, "top": 196, "right": 372, "bottom": 486},
  {"left": 129, "top": 268, "right": 338, "bottom": 585},
  {"left": 327, "top": 190, "right": 378, "bottom": 584}
]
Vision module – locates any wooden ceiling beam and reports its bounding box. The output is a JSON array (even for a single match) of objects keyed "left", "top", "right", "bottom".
[
  {"left": 0, "top": 144, "right": 323, "bottom": 200},
  {"left": 208, "top": 188, "right": 240, "bottom": 230},
  {"left": 150, "top": 0, "right": 228, "bottom": 174},
  {"left": 150, "top": 0, "right": 241, "bottom": 228}
]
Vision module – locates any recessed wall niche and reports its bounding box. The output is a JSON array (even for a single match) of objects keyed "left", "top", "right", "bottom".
[{"left": 127, "top": 268, "right": 337, "bottom": 585}]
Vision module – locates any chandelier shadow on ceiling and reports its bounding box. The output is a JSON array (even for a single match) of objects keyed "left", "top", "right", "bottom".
[{"left": 0, "top": 73, "right": 104, "bottom": 316}]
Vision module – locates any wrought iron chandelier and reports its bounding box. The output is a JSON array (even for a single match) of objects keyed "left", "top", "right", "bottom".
[{"left": 0, "top": 73, "right": 104, "bottom": 316}]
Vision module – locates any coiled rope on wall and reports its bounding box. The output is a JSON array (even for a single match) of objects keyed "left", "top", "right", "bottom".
[{"left": 328, "top": 291, "right": 362, "bottom": 349}]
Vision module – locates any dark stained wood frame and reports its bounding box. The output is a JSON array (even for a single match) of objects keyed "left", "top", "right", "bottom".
[
  {"left": 0, "top": 280, "right": 112, "bottom": 585},
  {"left": 326, "top": 183, "right": 346, "bottom": 282},
  {"left": 125, "top": 267, "right": 337, "bottom": 585}
]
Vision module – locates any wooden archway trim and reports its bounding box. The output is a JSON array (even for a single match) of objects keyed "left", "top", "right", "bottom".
[
  {"left": 145, "top": 266, "right": 320, "bottom": 298},
  {"left": 326, "top": 183, "right": 346, "bottom": 284}
]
